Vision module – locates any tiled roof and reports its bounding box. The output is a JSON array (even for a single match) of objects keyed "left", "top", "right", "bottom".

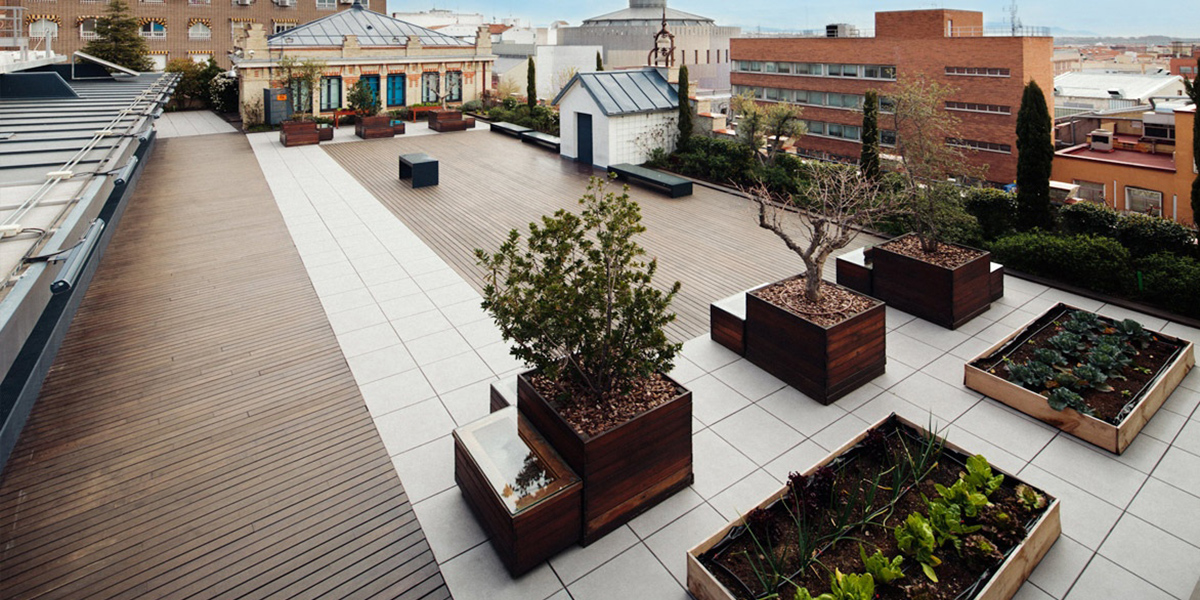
[
  {"left": 553, "top": 68, "right": 678, "bottom": 116},
  {"left": 268, "top": 2, "right": 468, "bottom": 48}
]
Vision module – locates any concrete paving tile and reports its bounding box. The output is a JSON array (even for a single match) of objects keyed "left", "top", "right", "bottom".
[
  {"left": 319, "top": 287, "right": 378, "bottom": 315},
  {"left": 1065, "top": 555, "right": 1175, "bottom": 600},
  {"left": 1128, "top": 477, "right": 1200, "bottom": 549},
  {"left": 885, "top": 305, "right": 916, "bottom": 331},
  {"left": 1027, "top": 535, "right": 1092, "bottom": 599},
  {"left": 955, "top": 400, "right": 1057, "bottom": 462},
  {"left": 1098, "top": 513, "right": 1200, "bottom": 599},
  {"left": 413, "top": 268, "right": 463, "bottom": 291},
  {"left": 764, "top": 439, "right": 831, "bottom": 482},
  {"left": 886, "top": 331, "right": 945, "bottom": 370},
  {"left": 711, "top": 404, "right": 804, "bottom": 466},
  {"left": 374, "top": 397, "right": 456, "bottom": 456},
  {"left": 422, "top": 351, "right": 496, "bottom": 396},
  {"left": 811, "top": 413, "right": 871, "bottom": 452},
  {"left": 476, "top": 341, "right": 527, "bottom": 376},
  {"left": 889, "top": 371, "right": 981, "bottom": 423},
  {"left": 667, "top": 355, "right": 706, "bottom": 385},
  {"left": 456, "top": 318, "right": 505, "bottom": 349},
  {"left": 390, "top": 308, "right": 454, "bottom": 342},
  {"left": 1152, "top": 446, "right": 1200, "bottom": 497},
  {"left": 680, "top": 336, "right": 741, "bottom": 373},
  {"left": 1141, "top": 409, "right": 1190, "bottom": 444},
  {"left": 687, "top": 374, "right": 752, "bottom": 427},
  {"left": 360, "top": 368, "right": 436, "bottom": 418},
  {"left": 1031, "top": 434, "right": 1148, "bottom": 508},
  {"left": 438, "top": 378, "right": 495, "bottom": 427},
  {"left": 406, "top": 329, "right": 473, "bottom": 366},
  {"left": 757, "top": 385, "right": 848, "bottom": 436},
  {"left": 326, "top": 302, "right": 388, "bottom": 336},
  {"left": 629, "top": 486, "right": 704, "bottom": 540},
  {"left": 1163, "top": 386, "right": 1199, "bottom": 417},
  {"left": 711, "top": 358, "right": 786, "bottom": 401},
  {"left": 550, "top": 525, "right": 639, "bottom": 585},
  {"left": 392, "top": 435, "right": 455, "bottom": 503},
  {"left": 1016, "top": 464, "right": 1123, "bottom": 550},
  {"left": 368, "top": 277, "right": 423, "bottom": 302},
  {"left": 440, "top": 541, "right": 563, "bottom": 600},
  {"left": 568, "top": 543, "right": 683, "bottom": 600},
  {"left": 379, "top": 291, "right": 438, "bottom": 321},
  {"left": 336, "top": 322, "right": 401, "bottom": 358},
  {"left": 691, "top": 429, "right": 757, "bottom": 500},
  {"left": 644, "top": 503, "right": 728, "bottom": 586},
  {"left": 345, "top": 343, "right": 417, "bottom": 386},
  {"left": 707, "top": 468, "right": 783, "bottom": 521},
  {"left": 897, "top": 317, "right": 970, "bottom": 351},
  {"left": 1171, "top": 417, "right": 1200, "bottom": 456}
]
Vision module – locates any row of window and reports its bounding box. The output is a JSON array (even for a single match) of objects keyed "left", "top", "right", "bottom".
[
  {"left": 1073, "top": 181, "right": 1164, "bottom": 217},
  {"left": 33, "top": 18, "right": 295, "bottom": 40},
  {"left": 946, "top": 138, "right": 1012, "bottom": 154},
  {"left": 292, "top": 71, "right": 463, "bottom": 111},
  {"left": 734, "top": 61, "right": 898, "bottom": 80},
  {"left": 803, "top": 119, "right": 897, "bottom": 146},
  {"left": 732, "top": 84, "right": 896, "bottom": 112},
  {"left": 945, "top": 101, "right": 1011, "bottom": 115},
  {"left": 944, "top": 66, "right": 1011, "bottom": 77}
]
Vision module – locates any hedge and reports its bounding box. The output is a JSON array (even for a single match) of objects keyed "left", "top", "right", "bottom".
[
  {"left": 1115, "top": 212, "right": 1195, "bottom": 258},
  {"left": 1059, "top": 201, "right": 1119, "bottom": 237},
  {"left": 1131, "top": 253, "right": 1200, "bottom": 317},
  {"left": 990, "top": 233, "right": 1131, "bottom": 293},
  {"left": 963, "top": 188, "right": 1018, "bottom": 240}
]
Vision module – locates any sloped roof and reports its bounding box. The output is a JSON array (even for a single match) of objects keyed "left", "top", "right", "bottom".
[
  {"left": 1054, "top": 71, "right": 1183, "bottom": 100},
  {"left": 553, "top": 68, "right": 678, "bottom": 116},
  {"left": 582, "top": 6, "right": 714, "bottom": 26},
  {"left": 268, "top": 2, "right": 468, "bottom": 48}
]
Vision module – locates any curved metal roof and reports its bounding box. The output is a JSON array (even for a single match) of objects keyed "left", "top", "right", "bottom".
[
  {"left": 268, "top": 2, "right": 469, "bottom": 48},
  {"left": 582, "top": 1, "right": 714, "bottom": 26}
]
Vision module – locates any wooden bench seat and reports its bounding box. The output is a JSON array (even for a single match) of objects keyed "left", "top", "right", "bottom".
[
  {"left": 519, "top": 131, "right": 561, "bottom": 152},
  {"left": 607, "top": 163, "right": 692, "bottom": 198},
  {"left": 491, "top": 121, "right": 532, "bottom": 137}
]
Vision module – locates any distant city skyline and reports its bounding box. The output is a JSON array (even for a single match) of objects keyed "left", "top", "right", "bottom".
[{"left": 383, "top": 0, "right": 1197, "bottom": 40}]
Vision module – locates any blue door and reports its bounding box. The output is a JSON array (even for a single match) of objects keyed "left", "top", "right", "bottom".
[
  {"left": 387, "top": 74, "right": 405, "bottom": 107},
  {"left": 577, "top": 113, "right": 593, "bottom": 165},
  {"left": 362, "top": 75, "right": 380, "bottom": 104}
]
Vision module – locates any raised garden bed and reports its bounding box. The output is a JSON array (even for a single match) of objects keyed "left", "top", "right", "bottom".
[
  {"left": 965, "top": 303, "right": 1194, "bottom": 454},
  {"left": 687, "top": 414, "right": 1060, "bottom": 600},
  {"left": 868, "top": 234, "right": 993, "bottom": 330},
  {"left": 516, "top": 370, "right": 693, "bottom": 545},
  {"left": 744, "top": 275, "right": 885, "bottom": 404}
]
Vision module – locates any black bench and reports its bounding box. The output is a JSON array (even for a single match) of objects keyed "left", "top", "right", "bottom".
[
  {"left": 519, "top": 131, "right": 561, "bottom": 152},
  {"left": 399, "top": 153, "right": 438, "bottom": 188},
  {"left": 607, "top": 163, "right": 693, "bottom": 198},
  {"left": 491, "top": 121, "right": 532, "bottom": 138}
]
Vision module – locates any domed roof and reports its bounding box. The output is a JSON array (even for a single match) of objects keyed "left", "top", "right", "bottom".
[{"left": 582, "top": 0, "right": 715, "bottom": 27}]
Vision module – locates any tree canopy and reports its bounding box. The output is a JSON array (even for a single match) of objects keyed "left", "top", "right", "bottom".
[{"left": 83, "top": 0, "right": 152, "bottom": 72}]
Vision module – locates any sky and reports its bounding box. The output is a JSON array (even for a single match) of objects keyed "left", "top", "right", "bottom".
[{"left": 383, "top": 0, "right": 1195, "bottom": 39}]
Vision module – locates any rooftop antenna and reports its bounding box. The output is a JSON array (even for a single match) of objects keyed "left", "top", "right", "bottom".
[{"left": 1008, "top": 2, "right": 1022, "bottom": 36}]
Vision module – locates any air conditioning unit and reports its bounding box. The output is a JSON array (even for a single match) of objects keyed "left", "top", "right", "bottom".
[
  {"left": 1089, "top": 129, "right": 1114, "bottom": 152},
  {"left": 276, "top": 0, "right": 294, "bottom": 6},
  {"left": 338, "top": 0, "right": 353, "bottom": 4},
  {"left": 825, "top": 23, "right": 858, "bottom": 38},
  {"left": 235, "top": 0, "right": 253, "bottom": 5}
]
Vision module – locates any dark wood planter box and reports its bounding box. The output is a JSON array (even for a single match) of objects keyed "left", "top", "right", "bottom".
[
  {"left": 516, "top": 370, "right": 693, "bottom": 546},
  {"left": 391, "top": 120, "right": 406, "bottom": 135},
  {"left": 868, "top": 233, "right": 993, "bottom": 330},
  {"left": 279, "top": 120, "right": 319, "bottom": 147},
  {"left": 355, "top": 115, "right": 395, "bottom": 139},
  {"left": 317, "top": 125, "right": 333, "bottom": 141},
  {"left": 744, "top": 276, "right": 886, "bottom": 404},
  {"left": 834, "top": 247, "right": 872, "bottom": 297}
]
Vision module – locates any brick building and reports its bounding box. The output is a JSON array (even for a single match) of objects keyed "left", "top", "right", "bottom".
[
  {"left": 729, "top": 9, "right": 1054, "bottom": 184},
  {"left": 16, "top": 0, "right": 370, "bottom": 70}
]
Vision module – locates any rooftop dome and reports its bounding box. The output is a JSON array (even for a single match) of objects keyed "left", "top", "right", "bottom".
[{"left": 582, "top": 0, "right": 715, "bottom": 27}]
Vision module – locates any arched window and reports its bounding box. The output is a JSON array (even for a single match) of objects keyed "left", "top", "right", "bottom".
[
  {"left": 30, "top": 18, "right": 59, "bottom": 39},
  {"left": 80, "top": 18, "right": 98, "bottom": 39},
  {"left": 188, "top": 22, "right": 211, "bottom": 40},
  {"left": 140, "top": 21, "right": 166, "bottom": 39}
]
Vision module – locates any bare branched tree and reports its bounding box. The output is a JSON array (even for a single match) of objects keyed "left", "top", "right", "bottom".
[{"left": 747, "top": 164, "right": 901, "bottom": 304}]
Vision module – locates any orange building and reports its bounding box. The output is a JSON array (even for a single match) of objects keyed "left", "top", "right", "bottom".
[
  {"left": 729, "top": 9, "right": 1054, "bottom": 184},
  {"left": 1052, "top": 104, "right": 1196, "bottom": 226}
]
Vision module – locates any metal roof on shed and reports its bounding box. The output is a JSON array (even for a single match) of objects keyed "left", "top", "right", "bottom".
[
  {"left": 268, "top": 2, "right": 469, "bottom": 48},
  {"left": 553, "top": 68, "right": 678, "bottom": 117}
]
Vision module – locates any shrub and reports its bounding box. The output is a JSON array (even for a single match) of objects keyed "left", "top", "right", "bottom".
[
  {"left": 347, "top": 78, "right": 379, "bottom": 116},
  {"left": 963, "top": 188, "right": 1017, "bottom": 240},
  {"left": 208, "top": 73, "right": 239, "bottom": 114},
  {"left": 990, "top": 233, "right": 1131, "bottom": 293},
  {"left": 1132, "top": 253, "right": 1200, "bottom": 318},
  {"left": 1059, "top": 201, "right": 1119, "bottom": 237},
  {"left": 475, "top": 177, "right": 681, "bottom": 399},
  {"left": 1115, "top": 212, "right": 1195, "bottom": 258},
  {"left": 669, "top": 136, "right": 755, "bottom": 186},
  {"left": 461, "top": 99, "right": 483, "bottom": 113}
]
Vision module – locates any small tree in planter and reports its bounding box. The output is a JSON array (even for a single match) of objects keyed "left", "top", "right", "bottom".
[
  {"left": 347, "top": 77, "right": 380, "bottom": 118},
  {"left": 475, "top": 176, "right": 691, "bottom": 544}
]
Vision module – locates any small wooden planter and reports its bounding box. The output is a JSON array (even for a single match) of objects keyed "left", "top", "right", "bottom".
[
  {"left": 516, "top": 371, "right": 693, "bottom": 545},
  {"left": 869, "top": 234, "right": 994, "bottom": 330},
  {"left": 355, "top": 115, "right": 395, "bottom": 139},
  {"left": 279, "top": 120, "right": 319, "bottom": 147},
  {"left": 317, "top": 124, "right": 334, "bottom": 141},
  {"left": 686, "top": 413, "right": 1062, "bottom": 600},
  {"left": 964, "top": 304, "right": 1195, "bottom": 454},
  {"left": 744, "top": 276, "right": 886, "bottom": 404},
  {"left": 391, "top": 120, "right": 406, "bottom": 135}
]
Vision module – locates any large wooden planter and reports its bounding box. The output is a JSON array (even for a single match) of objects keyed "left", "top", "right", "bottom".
[
  {"left": 868, "top": 234, "right": 993, "bottom": 330},
  {"left": 744, "top": 276, "right": 885, "bottom": 404},
  {"left": 279, "top": 120, "right": 319, "bottom": 147},
  {"left": 355, "top": 115, "right": 395, "bottom": 139},
  {"left": 965, "top": 303, "right": 1195, "bottom": 454},
  {"left": 516, "top": 371, "right": 693, "bottom": 545},
  {"left": 687, "top": 413, "right": 1062, "bottom": 600}
]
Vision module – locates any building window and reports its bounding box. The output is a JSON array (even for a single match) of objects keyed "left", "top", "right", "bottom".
[
  {"left": 316, "top": 0, "right": 334, "bottom": 9},
  {"left": 30, "top": 18, "right": 59, "bottom": 39},
  {"left": 446, "top": 70, "right": 462, "bottom": 102},
  {"left": 421, "top": 72, "right": 440, "bottom": 103},
  {"left": 273, "top": 22, "right": 294, "bottom": 34},
  {"left": 191, "top": 53, "right": 211, "bottom": 64},
  {"left": 148, "top": 54, "right": 167, "bottom": 71},
  {"left": 140, "top": 21, "right": 166, "bottom": 39},
  {"left": 947, "top": 138, "right": 1012, "bottom": 153},
  {"left": 290, "top": 79, "right": 309, "bottom": 112},
  {"left": 80, "top": 17, "right": 98, "bottom": 39},
  {"left": 189, "top": 0, "right": 211, "bottom": 4},
  {"left": 387, "top": 73, "right": 405, "bottom": 106},
  {"left": 1143, "top": 124, "right": 1175, "bottom": 140},
  {"left": 945, "top": 66, "right": 1011, "bottom": 77},
  {"left": 880, "top": 130, "right": 898, "bottom": 147},
  {"left": 189, "top": 22, "right": 211, "bottom": 39},
  {"left": 1074, "top": 180, "right": 1105, "bottom": 204},
  {"left": 945, "top": 101, "right": 1011, "bottom": 115},
  {"left": 319, "top": 76, "right": 341, "bottom": 111},
  {"left": 1125, "top": 187, "right": 1162, "bottom": 216}
]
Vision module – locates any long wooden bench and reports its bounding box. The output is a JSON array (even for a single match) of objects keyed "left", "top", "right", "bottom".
[
  {"left": 491, "top": 121, "right": 532, "bottom": 137},
  {"left": 607, "top": 163, "right": 693, "bottom": 198},
  {"left": 519, "top": 131, "right": 561, "bottom": 152}
]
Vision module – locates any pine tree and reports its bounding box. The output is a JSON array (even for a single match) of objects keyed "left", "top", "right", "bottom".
[
  {"left": 526, "top": 57, "right": 537, "bottom": 113},
  {"left": 860, "top": 90, "right": 881, "bottom": 181},
  {"left": 1183, "top": 59, "right": 1199, "bottom": 228},
  {"left": 84, "top": 0, "right": 152, "bottom": 72},
  {"left": 676, "top": 65, "right": 692, "bottom": 151},
  {"left": 1016, "top": 80, "right": 1055, "bottom": 230},
  {"left": 596, "top": 52, "right": 604, "bottom": 71}
]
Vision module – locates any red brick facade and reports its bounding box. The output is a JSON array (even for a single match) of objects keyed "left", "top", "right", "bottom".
[{"left": 730, "top": 9, "right": 1054, "bottom": 184}]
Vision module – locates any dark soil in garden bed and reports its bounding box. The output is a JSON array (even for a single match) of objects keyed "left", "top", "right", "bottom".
[
  {"left": 972, "top": 307, "right": 1185, "bottom": 424},
  {"left": 879, "top": 236, "right": 986, "bottom": 270},
  {"left": 700, "top": 421, "right": 1049, "bottom": 600},
  {"left": 530, "top": 372, "right": 683, "bottom": 438},
  {"left": 753, "top": 277, "right": 877, "bottom": 327}
]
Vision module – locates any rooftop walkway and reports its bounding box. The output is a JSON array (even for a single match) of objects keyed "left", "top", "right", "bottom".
[{"left": 0, "top": 131, "right": 447, "bottom": 600}]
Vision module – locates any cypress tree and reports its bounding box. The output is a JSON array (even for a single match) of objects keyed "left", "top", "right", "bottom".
[
  {"left": 596, "top": 52, "right": 604, "bottom": 71},
  {"left": 1183, "top": 60, "right": 1199, "bottom": 227},
  {"left": 860, "top": 90, "right": 881, "bottom": 181},
  {"left": 677, "top": 65, "right": 692, "bottom": 151},
  {"left": 84, "top": 0, "right": 152, "bottom": 72},
  {"left": 526, "top": 57, "right": 536, "bottom": 113},
  {"left": 1016, "top": 80, "right": 1055, "bottom": 230}
]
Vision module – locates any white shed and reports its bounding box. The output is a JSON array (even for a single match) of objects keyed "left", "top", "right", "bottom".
[{"left": 553, "top": 67, "right": 679, "bottom": 168}]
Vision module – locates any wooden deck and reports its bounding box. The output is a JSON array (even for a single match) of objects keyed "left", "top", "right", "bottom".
[
  {"left": 0, "top": 134, "right": 448, "bottom": 600},
  {"left": 325, "top": 133, "right": 881, "bottom": 343}
]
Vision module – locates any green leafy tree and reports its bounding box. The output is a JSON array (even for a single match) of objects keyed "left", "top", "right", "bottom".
[
  {"left": 527, "top": 57, "right": 537, "bottom": 113},
  {"left": 166, "top": 57, "right": 221, "bottom": 109},
  {"left": 677, "top": 65, "right": 692, "bottom": 151},
  {"left": 475, "top": 177, "right": 682, "bottom": 400},
  {"left": 1016, "top": 80, "right": 1055, "bottom": 230},
  {"left": 1183, "top": 59, "right": 1199, "bottom": 228},
  {"left": 860, "top": 90, "right": 881, "bottom": 181},
  {"left": 347, "top": 77, "right": 379, "bottom": 116},
  {"left": 731, "top": 91, "right": 805, "bottom": 166},
  {"left": 276, "top": 56, "right": 326, "bottom": 119},
  {"left": 596, "top": 51, "right": 604, "bottom": 71},
  {"left": 83, "top": 0, "right": 152, "bottom": 72}
]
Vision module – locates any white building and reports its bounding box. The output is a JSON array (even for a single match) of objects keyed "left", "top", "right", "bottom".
[
  {"left": 1054, "top": 71, "right": 1187, "bottom": 118},
  {"left": 555, "top": 67, "right": 679, "bottom": 168}
]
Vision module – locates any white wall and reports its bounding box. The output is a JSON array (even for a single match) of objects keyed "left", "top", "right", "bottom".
[
  {"left": 536, "top": 45, "right": 604, "bottom": 100},
  {"left": 558, "top": 81, "right": 677, "bottom": 168}
]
